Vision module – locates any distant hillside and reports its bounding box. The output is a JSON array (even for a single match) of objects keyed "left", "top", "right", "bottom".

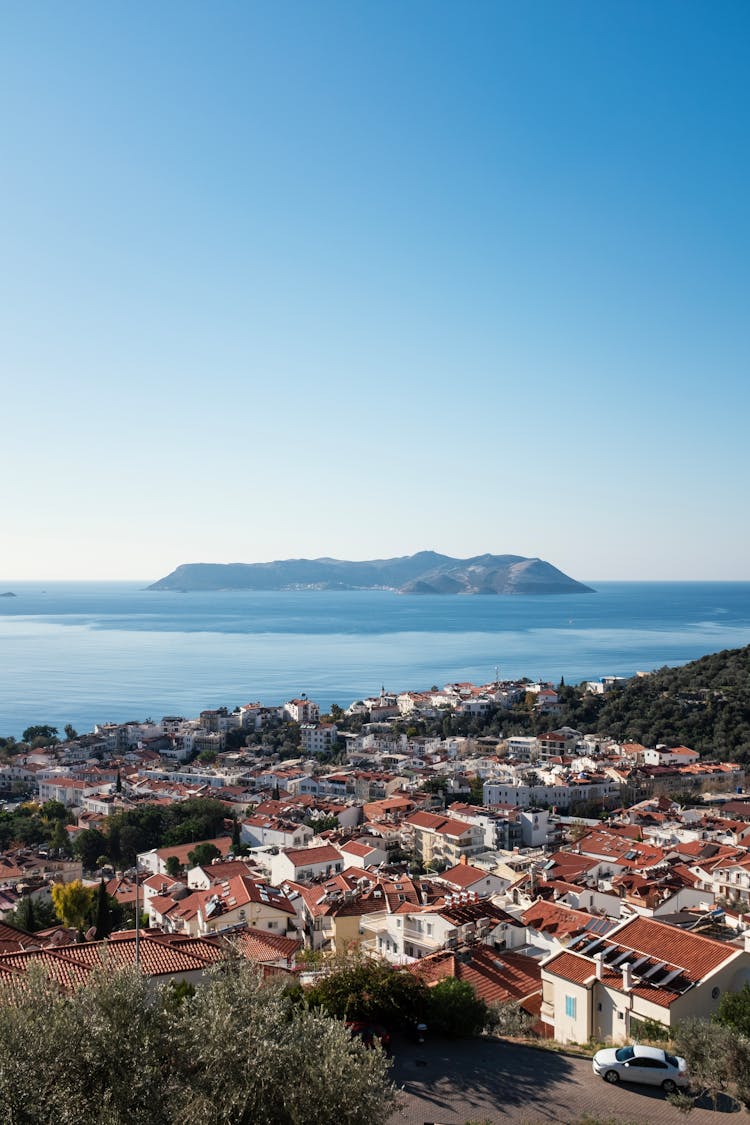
[
  {"left": 559, "top": 644, "right": 750, "bottom": 762},
  {"left": 147, "top": 553, "right": 594, "bottom": 595}
]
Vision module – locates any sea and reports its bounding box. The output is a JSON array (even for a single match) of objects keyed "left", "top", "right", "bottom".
[{"left": 1, "top": 581, "right": 750, "bottom": 739}]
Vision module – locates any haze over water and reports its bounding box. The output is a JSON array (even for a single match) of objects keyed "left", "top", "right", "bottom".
[{"left": 2, "top": 582, "right": 750, "bottom": 738}]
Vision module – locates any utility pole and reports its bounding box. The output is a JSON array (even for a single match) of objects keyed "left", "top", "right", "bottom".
[{"left": 134, "top": 866, "right": 141, "bottom": 969}]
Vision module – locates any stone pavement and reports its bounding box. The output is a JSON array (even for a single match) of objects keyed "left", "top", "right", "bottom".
[{"left": 387, "top": 1037, "right": 739, "bottom": 1125}]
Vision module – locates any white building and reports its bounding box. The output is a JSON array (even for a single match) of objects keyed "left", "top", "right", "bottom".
[
  {"left": 300, "top": 723, "right": 338, "bottom": 754},
  {"left": 283, "top": 698, "right": 320, "bottom": 724},
  {"left": 270, "top": 844, "right": 344, "bottom": 885}
]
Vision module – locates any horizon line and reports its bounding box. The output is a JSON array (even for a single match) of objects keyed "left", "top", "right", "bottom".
[{"left": 3, "top": 577, "right": 750, "bottom": 585}]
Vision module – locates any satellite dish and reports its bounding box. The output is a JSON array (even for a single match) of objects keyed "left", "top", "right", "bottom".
[
  {"left": 85, "top": 926, "right": 97, "bottom": 941},
  {"left": 50, "top": 929, "right": 66, "bottom": 947}
]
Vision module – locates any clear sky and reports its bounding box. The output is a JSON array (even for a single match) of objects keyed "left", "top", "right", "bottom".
[{"left": 2, "top": 1, "right": 748, "bottom": 581}]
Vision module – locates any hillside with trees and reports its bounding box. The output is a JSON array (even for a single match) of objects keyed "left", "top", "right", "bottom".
[
  {"left": 559, "top": 643, "right": 750, "bottom": 760},
  {"left": 403, "top": 644, "right": 750, "bottom": 763}
]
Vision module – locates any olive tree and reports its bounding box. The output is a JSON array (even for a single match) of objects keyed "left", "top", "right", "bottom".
[
  {"left": 175, "top": 960, "right": 394, "bottom": 1124},
  {"left": 0, "top": 960, "right": 395, "bottom": 1125},
  {"left": 673, "top": 1017, "right": 750, "bottom": 1110},
  {"left": 0, "top": 965, "right": 172, "bottom": 1125}
]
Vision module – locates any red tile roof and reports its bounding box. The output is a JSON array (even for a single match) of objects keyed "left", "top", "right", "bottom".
[
  {"left": 0, "top": 920, "right": 39, "bottom": 954},
  {"left": 406, "top": 810, "right": 473, "bottom": 837},
  {"left": 228, "top": 927, "right": 301, "bottom": 964},
  {"left": 543, "top": 950, "right": 597, "bottom": 986},
  {"left": 521, "top": 900, "right": 598, "bottom": 938},
  {"left": 412, "top": 947, "right": 542, "bottom": 1008},
  {"left": 440, "top": 863, "right": 491, "bottom": 889},
  {"left": 611, "top": 916, "right": 736, "bottom": 981},
  {"left": 67, "top": 935, "right": 215, "bottom": 976},
  {"left": 0, "top": 947, "right": 92, "bottom": 989},
  {"left": 283, "top": 845, "right": 342, "bottom": 866}
]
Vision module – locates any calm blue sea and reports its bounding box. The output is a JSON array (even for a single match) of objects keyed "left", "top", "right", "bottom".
[{"left": 1, "top": 581, "right": 750, "bottom": 738}]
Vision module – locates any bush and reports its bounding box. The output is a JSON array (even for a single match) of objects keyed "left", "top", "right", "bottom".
[
  {"left": 0, "top": 960, "right": 395, "bottom": 1125},
  {"left": 426, "top": 978, "right": 488, "bottom": 1037},
  {"left": 714, "top": 981, "right": 750, "bottom": 1039},
  {"left": 630, "top": 1015, "right": 669, "bottom": 1042},
  {"left": 305, "top": 953, "right": 428, "bottom": 1028}
]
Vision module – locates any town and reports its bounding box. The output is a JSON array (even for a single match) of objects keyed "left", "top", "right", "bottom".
[{"left": 0, "top": 667, "right": 748, "bottom": 1063}]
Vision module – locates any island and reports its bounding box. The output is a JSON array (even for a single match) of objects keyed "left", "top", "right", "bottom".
[
  {"left": 0, "top": 592, "right": 16, "bottom": 598},
  {"left": 148, "top": 552, "right": 594, "bottom": 595}
]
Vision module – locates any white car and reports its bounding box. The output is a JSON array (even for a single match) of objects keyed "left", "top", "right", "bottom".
[{"left": 592, "top": 1044, "right": 689, "bottom": 1093}]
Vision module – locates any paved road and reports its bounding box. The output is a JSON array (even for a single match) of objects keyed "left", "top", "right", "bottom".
[{"left": 388, "top": 1037, "right": 738, "bottom": 1125}]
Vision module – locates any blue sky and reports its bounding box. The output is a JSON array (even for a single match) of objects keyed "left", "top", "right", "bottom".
[{"left": 2, "top": 1, "right": 748, "bottom": 581}]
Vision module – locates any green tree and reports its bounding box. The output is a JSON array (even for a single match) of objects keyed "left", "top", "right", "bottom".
[
  {"left": 179, "top": 961, "right": 394, "bottom": 1125},
  {"left": 305, "top": 953, "right": 429, "bottom": 1028},
  {"left": 466, "top": 775, "right": 484, "bottom": 805},
  {"left": 93, "top": 879, "right": 113, "bottom": 939},
  {"left": 165, "top": 855, "right": 182, "bottom": 878},
  {"left": 426, "top": 858, "right": 448, "bottom": 873},
  {"left": 422, "top": 776, "right": 448, "bottom": 797},
  {"left": 187, "top": 842, "right": 222, "bottom": 868},
  {"left": 714, "top": 981, "right": 750, "bottom": 1039},
  {"left": 73, "top": 828, "right": 109, "bottom": 872},
  {"left": 303, "top": 815, "right": 339, "bottom": 833},
  {"left": 427, "top": 978, "right": 488, "bottom": 1037},
  {"left": 48, "top": 819, "right": 71, "bottom": 855},
  {"left": 21, "top": 725, "right": 59, "bottom": 745},
  {"left": 63, "top": 724, "right": 78, "bottom": 741},
  {"left": 10, "top": 895, "right": 36, "bottom": 933},
  {"left": 40, "top": 799, "right": 68, "bottom": 822},
  {"left": 672, "top": 1018, "right": 748, "bottom": 1107},
  {"left": 0, "top": 961, "right": 394, "bottom": 1125},
  {"left": 117, "top": 823, "right": 150, "bottom": 865}
]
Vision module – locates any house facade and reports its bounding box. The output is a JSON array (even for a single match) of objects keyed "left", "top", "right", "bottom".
[{"left": 541, "top": 915, "right": 750, "bottom": 1043}]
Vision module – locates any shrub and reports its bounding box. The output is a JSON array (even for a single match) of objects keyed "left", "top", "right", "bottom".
[{"left": 427, "top": 977, "right": 488, "bottom": 1037}]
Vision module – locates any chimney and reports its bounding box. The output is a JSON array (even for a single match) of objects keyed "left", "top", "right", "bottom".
[
  {"left": 460, "top": 854, "right": 467, "bottom": 865},
  {"left": 622, "top": 963, "right": 632, "bottom": 992},
  {"left": 594, "top": 952, "right": 603, "bottom": 980}
]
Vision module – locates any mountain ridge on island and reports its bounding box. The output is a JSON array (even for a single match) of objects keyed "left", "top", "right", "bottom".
[{"left": 147, "top": 552, "right": 594, "bottom": 595}]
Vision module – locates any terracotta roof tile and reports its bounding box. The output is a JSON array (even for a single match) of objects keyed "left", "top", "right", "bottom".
[{"left": 543, "top": 951, "right": 597, "bottom": 986}]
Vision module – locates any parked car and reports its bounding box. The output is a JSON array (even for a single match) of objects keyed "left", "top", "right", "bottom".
[
  {"left": 345, "top": 1021, "right": 391, "bottom": 1051},
  {"left": 592, "top": 1044, "right": 689, "bottom": 1093}
]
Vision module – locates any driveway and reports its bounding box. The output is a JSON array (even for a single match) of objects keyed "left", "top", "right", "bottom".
[{"left": 388, "top": 1037, "right": 739, "bottom": 1125}]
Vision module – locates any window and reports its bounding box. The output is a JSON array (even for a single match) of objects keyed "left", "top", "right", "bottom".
[{"left": 565, "top": 995, "right": 576, "bottom": 1019}]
